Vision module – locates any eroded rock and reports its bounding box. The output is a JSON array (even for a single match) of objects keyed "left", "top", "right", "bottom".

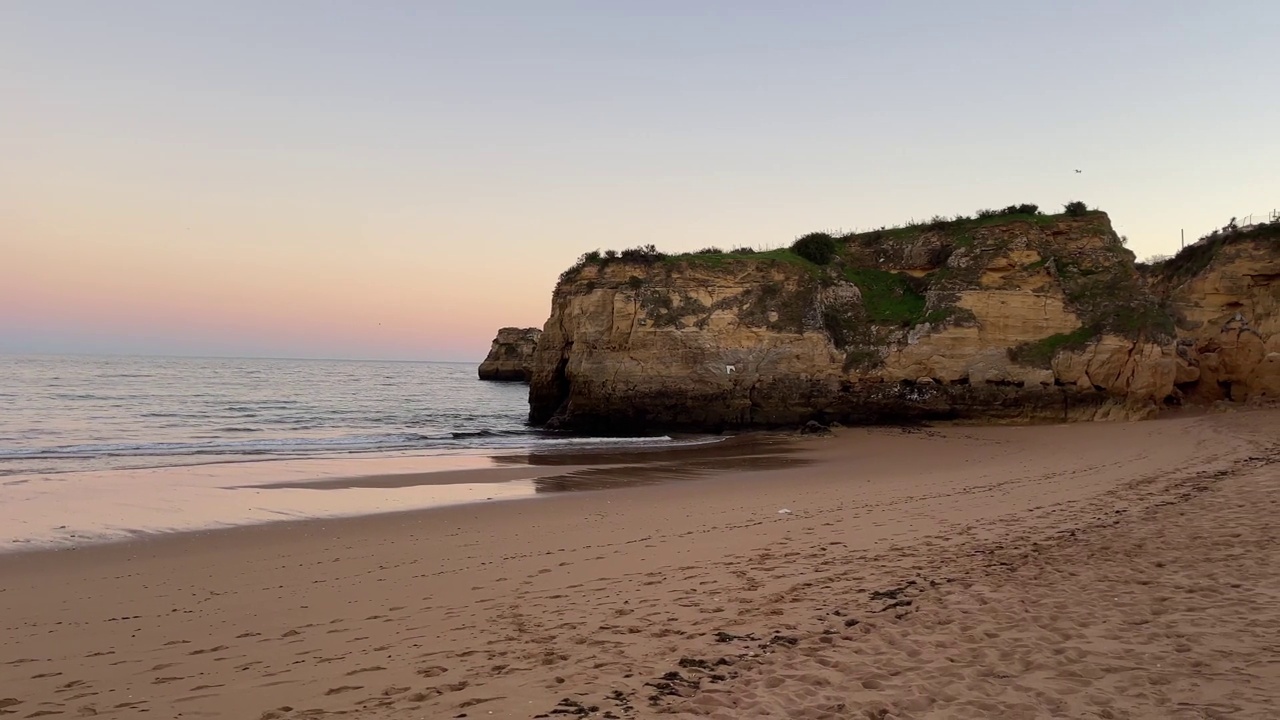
[{"left": 478, "top": 327, "right": 542, "bottom": 382}]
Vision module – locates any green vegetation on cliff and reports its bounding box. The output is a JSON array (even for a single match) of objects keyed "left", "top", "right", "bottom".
[
  {"left": 1144, "top": 218, "right": 1280, "bottom": 285},
  {"left": 791, "top": 232, "right": 839, "bottom": 265},
  {"left": 1007, "top": 326, "right": 1097, "bottom": 368},
  {"left": 554, "top": 202, "right": 1181, "bottom": 369},
  {"left": 841, "top": 268, "right": 926, "bottom": 325},
  {"left": 665, "top": 247, "right": 819, "bottom": 271},
  {"left": 556, "top": 203, "right": 1102, "bottom": 285}
]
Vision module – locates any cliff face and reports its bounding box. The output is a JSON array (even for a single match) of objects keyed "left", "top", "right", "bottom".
[
  {"left": 1146, "top": 224, "right": 1280, "bottom": 404},
  {"left": 529, "top": 214, "right": 1279, "bottom": 431},
  {"left": 478, "top": 327, "right": 542, "bottom": 382}
]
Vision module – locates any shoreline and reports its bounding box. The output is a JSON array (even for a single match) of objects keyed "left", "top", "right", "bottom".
[
  {"left": 1, "top": 412, "right": 1277, "bottom": 718},
  {"left": 0, "top": 432, "right": 787, "bottom": 554}
]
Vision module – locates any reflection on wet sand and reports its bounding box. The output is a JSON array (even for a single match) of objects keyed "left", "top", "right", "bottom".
[
  {"left": 530, "top": 446, "right": 811, "bottom": 493},
  {"left": 258, "top": 435, "right": 800, "bottom": 492},
  {"left": 493, "top": 433, "right": 788, "bottom": 466},
  {"left": 1, "top": 434, "right": 805, "bottom": 549}
]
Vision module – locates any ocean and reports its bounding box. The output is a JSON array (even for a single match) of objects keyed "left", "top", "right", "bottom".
[
  {"left": 0, "top": 355, "right": 684, "bottom": 477},
  {"left": 0, "top": 355, "right": 710, "bottom": 549}
]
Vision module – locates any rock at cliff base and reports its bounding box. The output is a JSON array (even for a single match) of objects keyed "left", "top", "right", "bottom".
[{"left": 800, "top": 421, "right": 831, "bottom": 435}]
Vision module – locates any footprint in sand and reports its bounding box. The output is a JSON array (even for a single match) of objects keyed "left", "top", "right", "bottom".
[
  {"left": 417, "top": 666, "right": 449, "bottom": 677},
  {"left": 187, "top": 645, "right": 228, "bottom": 656},
  {"left": 381, "top": 686, "right": 410, "bottom": 696},
  {"left": 324, "top": 685, "right": 363, "bottom": 695}
]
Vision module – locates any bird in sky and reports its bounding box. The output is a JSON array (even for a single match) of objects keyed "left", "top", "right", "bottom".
[{"left": 1074, "top": 169, "right": 1082, "bottom": 174}]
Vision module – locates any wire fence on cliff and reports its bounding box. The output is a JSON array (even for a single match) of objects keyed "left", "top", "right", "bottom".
[{"left": 1238, "top": 210, "right": 1279, "bottom": 228}]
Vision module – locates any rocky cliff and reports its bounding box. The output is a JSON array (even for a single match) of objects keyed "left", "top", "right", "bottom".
[
  {"left": 478, "top": 327, "right": 542, "bottom": 381},
  {"left": 1145, "top": 222, "right": 1280, "bottom": 404},
  {"left": 529, "top": 212, "right": 1279, "bottom": 431}
]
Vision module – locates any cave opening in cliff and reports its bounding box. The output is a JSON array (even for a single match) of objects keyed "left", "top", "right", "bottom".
[{"left": 549, "top": 355, "right": 571, "bottom": 419}]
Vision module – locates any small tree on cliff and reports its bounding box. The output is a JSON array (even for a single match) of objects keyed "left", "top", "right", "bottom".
[
  {"left": 792, "top": 232, "right": 838, "bottom": 265},
  {"left": 1064, "top": 200, "right": 1089, "bottom": 216}
]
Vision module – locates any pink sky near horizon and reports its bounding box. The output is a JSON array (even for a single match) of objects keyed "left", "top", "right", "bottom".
[{"left": 1, "top": 190, "right": 557, "bottom": 360}]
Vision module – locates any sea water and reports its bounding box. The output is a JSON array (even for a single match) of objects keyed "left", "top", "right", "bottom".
[{"left": 0, "top": 355, "right": 704, "bottom": 549}]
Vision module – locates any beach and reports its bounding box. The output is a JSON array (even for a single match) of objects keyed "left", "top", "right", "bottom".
[{"left": 1, "top": 410, "right": 1277, "bottom": 719}]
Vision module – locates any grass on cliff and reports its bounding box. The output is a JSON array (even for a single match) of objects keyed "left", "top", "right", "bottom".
[
  {"left": 557, "top": 202, "right": 1116, "bottom": 318},
  {"left": 1006, "top": 326, "right": 1097, "bottom": 369},
  {"left": 853, "top": 212, "right": 1108, "bottom": 249},
  {"left": 1145, "top": 219, "right": 1280, "bottom": 284},
  {"left": 558, "top": 201, "right": 1110, "bottom": 283},
  {"left": 665, "top": 248, "right": 822, "bottom": 272},
  {"left": 842, "top": 268, "right": 927, "bottom": 325}
]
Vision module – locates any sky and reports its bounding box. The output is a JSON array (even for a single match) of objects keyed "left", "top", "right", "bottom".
[{"left": 2, "top": 1, "right": 1276, "bottom": 361}]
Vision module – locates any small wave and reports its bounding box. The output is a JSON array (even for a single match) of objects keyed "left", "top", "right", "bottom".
[
  {"left": 535, "top": 435, "right": 676, "bottom": 444},
  {"left": 449, "top": 429, "right": 525, "bottom": 439},
  {"left": 0, "top": 431, "right": 711, "bottom": 462},
  {"left": 0, "top": 433, "right": 442, "bottom": 459}
]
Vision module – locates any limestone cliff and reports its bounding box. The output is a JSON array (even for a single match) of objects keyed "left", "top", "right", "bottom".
[
  {"left": 478, "top": 327, "right": 542, "bottom": 382},
  {"left": 529, "top": 212, "right": 1278, "bottom": 431},
  {"left": 1145, "top": 222, "right": 1280, "bottom": 404}
]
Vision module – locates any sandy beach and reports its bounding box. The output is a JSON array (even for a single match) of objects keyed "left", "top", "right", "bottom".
[{"left": 2, "top": 410, "right": 1277, "bottom": 719}]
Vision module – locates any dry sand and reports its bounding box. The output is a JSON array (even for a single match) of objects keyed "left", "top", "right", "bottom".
[{"left": 1, "top": 411, "right": 1277, "bottom": 719}]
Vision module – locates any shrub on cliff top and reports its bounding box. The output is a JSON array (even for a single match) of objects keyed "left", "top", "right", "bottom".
[
  {"left": 1064, "top": 200, "right": 1089, "bottom": 217},
  {"left": 974, "top": 203, "right": 1040, "bottom": 219},
  {"left": 791, "top": 232, "right": 838, "bottom": 265},
  {"left": 558, "top": 244, "right": 668, "bottom": 283},
  {"left": 1148, "top": 219, "right": 1280, "bottom": 283},
  {"left": 618, "top": 244, "right": 666, "bottom": 263},
  {"left": 1002, "top": 203, "right": 1040, "bottom": 216}
]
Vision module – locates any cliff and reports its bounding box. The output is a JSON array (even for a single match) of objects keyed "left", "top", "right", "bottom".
[
  {"left": 1144, "top": 222, "right": 1280, "bottom": 404},
  {"left": 478, "top": 327, "right": 542, "bottom": 382},
  {"left": 529, "top": 212, "right": 1279, "bottom": 431}
]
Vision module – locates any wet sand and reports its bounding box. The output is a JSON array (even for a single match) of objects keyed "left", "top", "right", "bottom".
[
  {"left": 0, "top": 437, "right": 781, "bottom": 549},
  {"left": 1, "top": 411, "right": 1278, "bottom": 718}
]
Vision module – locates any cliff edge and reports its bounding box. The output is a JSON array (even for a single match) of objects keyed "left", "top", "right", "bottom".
[
  {"left": 478, "top": 327, "right": 542, "bottom": 382},
  {"left": 529, "top": 211, "right": 1279, "bottom": 431}
]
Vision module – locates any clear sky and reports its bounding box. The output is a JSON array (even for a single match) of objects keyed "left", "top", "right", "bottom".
[{"left": 2, "top": 1, "right": 1276, "bottom": 361}]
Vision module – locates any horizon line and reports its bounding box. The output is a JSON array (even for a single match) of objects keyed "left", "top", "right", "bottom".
[{"left": 0, "top": 351, "right": 481, "bottom": 364}]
